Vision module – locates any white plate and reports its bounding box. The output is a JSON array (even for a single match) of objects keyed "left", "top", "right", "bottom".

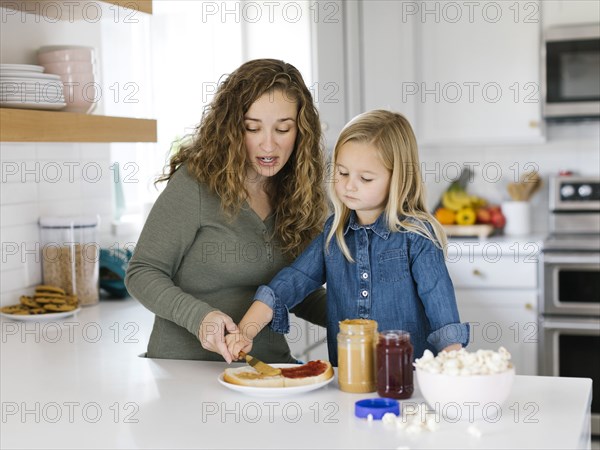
[
  {"left": 1, "top": 95, "right": 64, "bottom": 101},
  {"left": 0, "top": 72, "right": 62, "bottom": 81},
  {"left": 0, "top": 64, "right": 45, "bottom": 73},
  {"left": 0, "top": 100, "right": 67, "bottom": 110},
  {"left": 218, "top": 363, "right": 335, "bottom": 397},
  {"left": 1, "top": 92, "right": 64, "bottom": 99},
  {"left": 0, "top": 80, "right": 63, "bottom": 86},
  {"left": 0, "top": 307, "right": 81, "bottom": 321}
]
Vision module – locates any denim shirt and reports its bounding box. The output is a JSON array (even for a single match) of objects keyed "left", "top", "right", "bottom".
[{"left": 255, "top": 212, "right": 470, "bottom": 366}]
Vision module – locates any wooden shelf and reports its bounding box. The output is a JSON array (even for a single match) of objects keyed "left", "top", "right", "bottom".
[
  {"left": 0, "top": 108, "right": 157, "bottom": 143},
  {"left": 0, "top": 0, "right": 152, "bottom": 19},
  {"left": 99, "top": 0, "right": 152, "bottom": 15}
]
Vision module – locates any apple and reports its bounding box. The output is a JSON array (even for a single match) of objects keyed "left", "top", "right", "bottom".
[
  {"left": 487, "top": 205, "right": 501, "bottom": 214},
  {"left": 476, "top": 208, "right": 492, "bottom": 224},
  {"left": 490, "top": 210, "right": 506, "bottom": 229}
]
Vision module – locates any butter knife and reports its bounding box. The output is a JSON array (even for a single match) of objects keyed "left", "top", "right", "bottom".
[{"left": 239, "top": 351, "right": 281, "bottom": 376}]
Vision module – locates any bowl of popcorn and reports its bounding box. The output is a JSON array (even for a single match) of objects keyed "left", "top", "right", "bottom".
[{"left": 414, "top": 347, "right": 515, "bottom": 421}]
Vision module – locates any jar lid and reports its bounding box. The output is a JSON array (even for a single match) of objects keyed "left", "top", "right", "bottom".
[
  {"left": 39, "top": 216, "right": 99, "bottom": 229},
  {"left": 354, "top": 398, "right": 400, "bottom": 420},
  {"left": 339, "top": 319, "right": 378, "bottom": 333},
  {"left": 380, "top": 330, "right": 410, "bottom": 340}
]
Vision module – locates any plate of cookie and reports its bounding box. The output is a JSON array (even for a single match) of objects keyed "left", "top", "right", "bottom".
[{"left": 0, "top": 285, "right": 81, "bottom": 321}]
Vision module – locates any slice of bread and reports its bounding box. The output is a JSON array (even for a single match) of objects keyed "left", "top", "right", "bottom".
[
  {"left": 223, "top": 360, "right": 333, "bottom": 388},
  {"left": 223, "top": 366, "right": 285, "bottom": 387}
]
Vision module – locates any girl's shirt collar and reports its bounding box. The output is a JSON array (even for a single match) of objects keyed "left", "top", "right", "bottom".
[{"left": 343, "top": 211, "right": 391, "bottom": 240}]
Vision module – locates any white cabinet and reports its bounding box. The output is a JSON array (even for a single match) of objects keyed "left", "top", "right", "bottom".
[
  {"left": 447, "top": 244, "right": 539, "bottom": 375},
  {"left": 357, "top": 0, "right": 545, "bottom": 146},
  {"left": 542, "top": 0, "right": 600, "bottom": 28},
  {"left": 414, "top": 0, "right": 544, "bottom": 145}
]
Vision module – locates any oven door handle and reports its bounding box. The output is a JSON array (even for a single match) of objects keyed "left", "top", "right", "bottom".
[
  {"left": 541, "top": 317, "right": 600, "bottom": 332},
  {"left": 542, "top": 253, "right": 600, "bottom": 265}
]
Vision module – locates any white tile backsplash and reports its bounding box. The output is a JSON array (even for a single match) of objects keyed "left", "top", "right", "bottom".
[
  {"left": 1, "top": 223, "right": 41, "bottom": 272},
  {"left": 0, "top": 142, "right": 114, "bottom": 305},
  {"left": 421, "top": 122, "right": 600, "bottom": 235},
  {"left": 34, "top": 142, "right": 80, "bottom": 160},
  {"left": 0, "top": 203, "right": 39, "bottom": 228},
  {"left": 0, "top": 143, "right": 38, "bottom": 161},
  {"left": 0, "top": 181, "right": 37, "bottom": 205}
]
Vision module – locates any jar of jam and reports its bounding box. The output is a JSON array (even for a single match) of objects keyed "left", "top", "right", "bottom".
[
  {"left": 337, "top": 319, "right": 378, "bottom": 393},
  {"left": 376, "top": 330, "right": 414, "bottom": 399}
]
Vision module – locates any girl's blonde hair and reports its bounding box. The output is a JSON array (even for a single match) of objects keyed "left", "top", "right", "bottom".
[
  {"left": 157, "top": 59, "right": 328, "bottom": 258},
  {"left": 326, "top": 109, "right": 447, "bottom": 261}
]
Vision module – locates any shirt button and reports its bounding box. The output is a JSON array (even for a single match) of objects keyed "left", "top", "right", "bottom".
[
  {"left": 362, "top": 273, "right": 369, "bottom": 279},
  {"left": 361, "top": 290, "right": 368, "bottom": 297}
]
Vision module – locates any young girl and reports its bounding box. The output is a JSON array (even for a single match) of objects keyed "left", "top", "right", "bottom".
[{"left": 226, "top": 110, "right": 469, "bottom": 365}]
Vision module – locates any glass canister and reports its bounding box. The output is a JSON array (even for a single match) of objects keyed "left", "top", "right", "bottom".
[
  {"left": 337, "top": 319, "right": 378, "bottom": 393},
  {"left": 39, "top": 216, "right": 100, "bottom": 306},
  {"left": 376, "top": 330, "right": 414, "bottom": 399}
]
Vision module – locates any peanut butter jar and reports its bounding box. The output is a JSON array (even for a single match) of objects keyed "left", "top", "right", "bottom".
[{"left": 337, "top": 319, "right": 378, "bottom": 393}]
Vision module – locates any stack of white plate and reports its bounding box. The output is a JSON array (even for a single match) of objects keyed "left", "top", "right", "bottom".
[{"left": 0, "top": 64, "right": 66, "bottom": 110}]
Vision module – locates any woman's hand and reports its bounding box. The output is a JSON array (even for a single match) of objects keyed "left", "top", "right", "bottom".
[{"left": 198, "top": 311, "right": 238, "bottom": 363}]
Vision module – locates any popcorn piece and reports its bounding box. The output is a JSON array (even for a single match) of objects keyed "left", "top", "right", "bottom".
[
  {"left": 391, "top": 403, "right": 438, "bottom": 434},
  {"left": 382, "top": 413, "right": 398, "bottom": 425},
  {"left": 467, "top": 425, "right": 483, "bottom": 438},
  {"left": 414, "top": 346, "right": 513, "bottom": 375}
]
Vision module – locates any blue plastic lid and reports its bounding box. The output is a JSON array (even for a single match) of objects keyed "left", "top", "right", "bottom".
[{"left": 355, "top": 398, "right": 400, "bottom": 420}]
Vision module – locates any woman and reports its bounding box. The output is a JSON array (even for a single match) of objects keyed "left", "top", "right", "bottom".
[{"left": 125, "top": 59, "right": 328, "bottom": 363}]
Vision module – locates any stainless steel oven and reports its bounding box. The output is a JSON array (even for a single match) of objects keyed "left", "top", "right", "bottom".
[
  {"left": 540, "top": 176, "right": 600, "bottom": 435},
  {"left": 539, "top": 317, "right": 599, "bottom": 434},
  {"left": 541, "top": 252, "right": 600, "bottom": 316}
]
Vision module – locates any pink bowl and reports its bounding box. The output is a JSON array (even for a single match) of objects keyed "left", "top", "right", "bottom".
[
  {"left": 38, "top": 47, "right": 95, "bottom": 64},
  {"left": 58, "top": 72, "right": 98, "bottom": 114},
  {"left": 43, "top": 62, "right": 95, "bottom": 75}
]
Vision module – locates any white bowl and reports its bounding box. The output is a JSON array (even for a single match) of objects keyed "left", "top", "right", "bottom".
[
  {"left": 42, "top": 62, "right": 95, "bottom": 75},
  {"left": 416, "top": 367, "right": 515, "bottom": 422}
]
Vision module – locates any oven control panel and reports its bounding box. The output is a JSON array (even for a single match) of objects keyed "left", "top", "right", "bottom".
[
  {"left": 560, "top": 182, "right": 600, "bottom": 201},
  {"left": 551, "top": 176, "right": 600, "bottom": 211}
]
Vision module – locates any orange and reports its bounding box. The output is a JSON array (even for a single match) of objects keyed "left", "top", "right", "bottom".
[{"left": 435, "top": 207, "right": 456, "bottom": 225}]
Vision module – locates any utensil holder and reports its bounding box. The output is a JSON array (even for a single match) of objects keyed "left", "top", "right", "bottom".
[{"left": 501, "top": 201, "right": 531, "bottom": 236}]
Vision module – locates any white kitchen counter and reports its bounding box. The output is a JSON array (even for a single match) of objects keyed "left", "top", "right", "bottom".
[{"left": 0, "top": 299, "right": 592, "bottom": 449}]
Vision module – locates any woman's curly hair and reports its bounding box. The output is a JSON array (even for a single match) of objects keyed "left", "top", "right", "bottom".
[{"left": 157, "top": 59, "right": 328, "bottom": 258}]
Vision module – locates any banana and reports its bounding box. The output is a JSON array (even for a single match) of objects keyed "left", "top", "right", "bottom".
[
  {"left": 469, "top": 195, "right": 487, "bottom": 208},
  {"left": 443, "top": 190, "right": 472, "bottom": 211}
]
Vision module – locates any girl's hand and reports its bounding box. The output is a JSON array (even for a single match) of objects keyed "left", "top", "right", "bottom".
[
  {"left": 226, "top": 332, "right": 254, "bottom": 360},
  {"left": 442, "top": 343, "right": 462, "bottom": 352},
  {"left": 198, "top": 311, "right": 238, "bottom": 363}
]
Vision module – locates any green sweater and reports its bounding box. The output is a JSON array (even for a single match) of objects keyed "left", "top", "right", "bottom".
[{"left": 125, "top": 165, "right": 327, "bottom": 362}]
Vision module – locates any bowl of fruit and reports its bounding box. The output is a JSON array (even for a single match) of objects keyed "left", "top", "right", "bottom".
[{"left": 433, "top": 170, "right": 506, "bottom": 238}]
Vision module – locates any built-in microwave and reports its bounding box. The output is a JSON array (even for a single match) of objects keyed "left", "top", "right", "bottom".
[{"left": 542, "top": 23, "right": 600, "bottom": 120}]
